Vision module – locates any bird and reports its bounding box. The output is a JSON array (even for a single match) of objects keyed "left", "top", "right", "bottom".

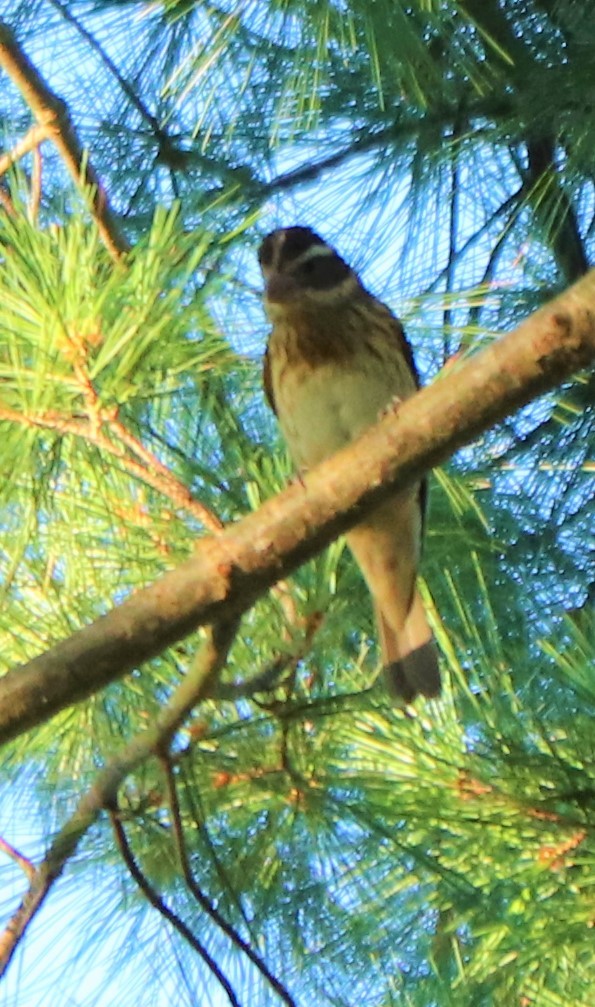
[{"left": 259, "top": 225, "right": 440, "bottom": 703}]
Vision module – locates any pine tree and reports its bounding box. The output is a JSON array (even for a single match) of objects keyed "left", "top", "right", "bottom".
[{"left": 0, "top": 2, "right": 593, "bottom": 1005}]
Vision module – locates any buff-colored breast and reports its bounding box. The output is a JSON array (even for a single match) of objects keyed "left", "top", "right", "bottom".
[{"left": 267, "top": 303, "right": 417, "bottom": 470}]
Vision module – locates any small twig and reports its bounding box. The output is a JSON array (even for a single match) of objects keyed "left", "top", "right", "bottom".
[
  {"left": 180, "top": 759, "right": 257, "bottom": 929},
  {"left": 0, "top": 837, "right": 35, "bottom": 881},
  {"left": 110, "top": 808, "right": 240, "bottom": 1007},
  {"left": 0, "top": 21, "right": 129, "bottom": 260},
  {"left": 258, "top": 97, "right": 515, "bottom": 200},
  {"left": 47, "top": 0, "right": 186, "bottom": 183},
  {"left": 0, "top": 405, "right": 222, "bottom": 531},
  {"left": 109, "top": 415, "right": 223, "bottom": 532},
  {"left": 207, "top": 655, "right": 296, "bottom": 700},
  {"left": 206, "top": 610, "right": 323, "bottom": 701},
  {"left": 161, "top": 757, "right": 297, "bottom": 1006},
  {"left": 28, "top": 143, "right": 42, "bottom": 222},
  {"left": 0, "top": 621, "right": 237, "bottom": 977},
  {"left": 443, "top": 132, "right": 461, "bottom": 361},
  {"left": 420, "top": 188, "right": 522, "bottom": 298},
  {"left": 0, "top": 184, "right": 16, "bottom": 216},
  {"left": 0, "top": 122, "right": 50, "bottom": 177},
  {"left": 0, "top": 405, "right": 92, "bottom": 439},
  {"left": 467, "top": 225, "right": 513, "bottom": 328},
  {"left": 47, "top": 0, "right": 160, "bottom": 134}
]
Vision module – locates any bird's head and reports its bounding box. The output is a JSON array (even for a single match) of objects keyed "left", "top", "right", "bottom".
[{"left": 258, "top": 226, "right": 360, "bottom": 320}]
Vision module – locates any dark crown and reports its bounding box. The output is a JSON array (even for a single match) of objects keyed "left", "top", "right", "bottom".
[
  {"left": 259, "top": 226, "right": 354, "bottom": 293},
  {"left": 258, "top": 226, "right": 325, "bottom": 269}
]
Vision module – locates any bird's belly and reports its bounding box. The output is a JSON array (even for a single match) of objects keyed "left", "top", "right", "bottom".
[{"left": 275, "top": 357, "right": 409, "bottom": 470}]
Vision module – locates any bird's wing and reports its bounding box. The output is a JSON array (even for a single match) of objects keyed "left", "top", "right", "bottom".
[
  {"left": 262, "top": 343, "right": 277, "bottom": 415},
  {"left": 383, "top": 309, "right": 428, "bottom": 539},
  {"left": 383, "top": 309, "right": 421, "bottom": 388}
]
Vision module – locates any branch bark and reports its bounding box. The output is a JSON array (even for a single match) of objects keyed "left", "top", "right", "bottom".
[
  {"left": 0, "top": 21, "right": 129, "bottom": 260},
  {"left": 1, "top": 268, "right": 595, "bottom": 745}
]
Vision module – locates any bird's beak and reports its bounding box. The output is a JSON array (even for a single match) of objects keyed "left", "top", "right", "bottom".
[{"left": 264, "top": 272, "right": 299, "bottom": 305}]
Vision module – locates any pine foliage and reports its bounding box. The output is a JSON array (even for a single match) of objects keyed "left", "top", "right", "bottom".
[{"left": 0, "top": 1, "right": 593, "bottom": 1005}]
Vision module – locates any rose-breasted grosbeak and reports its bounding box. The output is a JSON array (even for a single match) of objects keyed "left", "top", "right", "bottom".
[{"left": 259, "top": 226, "right": 440, "bottom": 702}]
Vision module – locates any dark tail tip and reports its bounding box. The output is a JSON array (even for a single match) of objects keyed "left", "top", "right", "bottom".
[{"left": 384, "top": 639, "right": 441, "bottom": 704}]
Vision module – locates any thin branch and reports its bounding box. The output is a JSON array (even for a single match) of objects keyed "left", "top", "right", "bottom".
[
  {"left": 443, "top": 129, "right": 461, "bottom": 361},
  {"left": 258, "top": 96, "right": 515, "bottom": 199},
  {"left": 0, "top": 406, "right": 222, "bottom": 531},
  {"left": 0, "top": 122, "right": 50, "bottom": 176},
  {"left": 0, "top": 620, "right": 237, "bottom": 977},
  {"left": 462, "top": 0, "right": 589, "bottom": 283},
  {"left": 72, "top": 353, "right": 221, "bottom": 531},
  {"left": 178, "top": 758, "right": 258, "bottom": 936},
  {"left": 208, "top": 653, "right": 304, "bottom": 701},
  {"left": 0, "top": 837, "right": 35, "bottom": 881},
  {"left": 47, "top": 0, "right": 160, "bottom": 134},
  {"left": 467, "top": 224, "right": 513, "bottom": 328},
  {"left": 206, "top": 609, "right": 323, "bottom": 701},
  {"left": 421, "top": 188, "right": 523, "bottom": 298},
  {"left": 47, "top": 0, "right": 193, "bottom": 189},
  {"left": 1, "top": 267, "right": 595, "bottom": 743},
  {"left": 524, "top": 136, "right": 589, "bottom": 283},
  {"left": 0, "top": 21, "right": 129, "bottom": 261},
  {"left": 108, "top": 414, "right": 223, "bottom": 532},
  {"left": 110, "top": 809, "right": 240, "bottom": 1007},
  {"left": 28, "top": 143, "right": 41, "bottom": 222},
  {"left": 162, "top": 757, "right": 297, "bottom": 1006},
  {"left": 0, "top": 184, "right": 17, "bottom": 216}
]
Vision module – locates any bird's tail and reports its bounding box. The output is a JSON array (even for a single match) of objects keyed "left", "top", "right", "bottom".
[
  {"left": 346, "top": 492, "right": 440, "bottom": 704},
  {"left": 376, "top": 592, "right": 441, "bottom": 703}
]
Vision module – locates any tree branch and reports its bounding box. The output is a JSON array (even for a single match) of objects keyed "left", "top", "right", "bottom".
[
  {"left": 0, "top": 837, "right": 35, "bottom": 881},
  {"left": 110, "top": 808, "right": 241, "bottom": 1007},
  {"left": 422, "top": 188, "right": 523, "bottom": 298},
  {"left": 28, "top": 143, "right": 42, "bottom": 221},
  {"left": 443, "top": 127, "right": 461, "bottom": 360},
  {"left": 524, "top": 135, "right": 589, "bottom": 284},
  {"left": 0, "top": 405, "right": 222, "bottom": 532},
  {"left": 108, "top": 414, "right": 224, "bottom": 532},
  {"left": 461, "top": 0, "right": 589, "bottom": 283},
  {"left": 258, "top": 96, "right": 515, "bottom": 199},
  {"left": 1, "top": 268, "right": 595, "bottom": 745},
  {"left": 0, "top": 122, "right": 50, "bottom": 176},
  {"left": 162, "top": 757, "right": 297, "bottom": 1006},
  {"left": 0, "top": 21, "right": 129, "bottom": 261},
  {"left": 0, "top": 620, "right": 236, "bottom": 977},
  {"left": 0, "top": 183, "right": 16, "bottom": 216}
]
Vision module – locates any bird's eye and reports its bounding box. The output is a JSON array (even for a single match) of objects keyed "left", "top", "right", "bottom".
[{"left": 300, "top": 259, "right": 317, "bottom": 275}]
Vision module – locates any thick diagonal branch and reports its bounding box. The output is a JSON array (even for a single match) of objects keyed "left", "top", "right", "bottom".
[
  {"left": 1, "top": 268, "right": 595, "bottom": 745},
  {"left": 0, "top": 21, "right": 129, "bottom": 260}
]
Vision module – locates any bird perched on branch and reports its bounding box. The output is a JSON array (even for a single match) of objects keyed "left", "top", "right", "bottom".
[{"left": 259, "top": 225, "right": 440, "bottom": 703}]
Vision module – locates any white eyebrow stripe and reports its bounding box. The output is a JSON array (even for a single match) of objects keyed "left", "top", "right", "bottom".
[
  {"left": 271, "top": 231, "right": 286, "bottom": 271},
  {"left": 290, "top": 244, "right": 335, "bottom": 268}
]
